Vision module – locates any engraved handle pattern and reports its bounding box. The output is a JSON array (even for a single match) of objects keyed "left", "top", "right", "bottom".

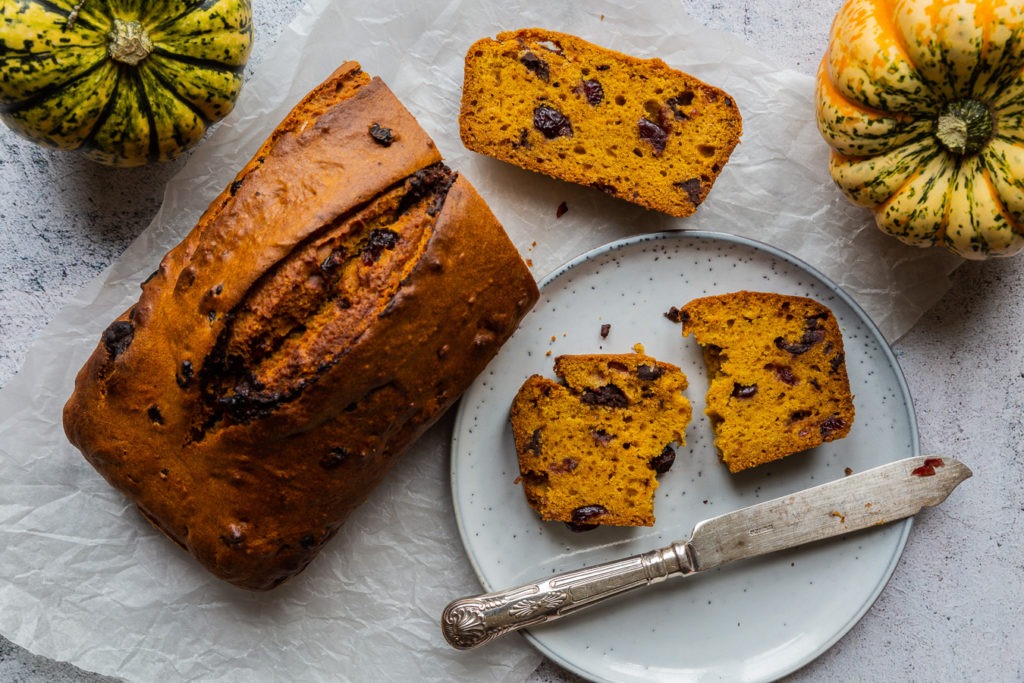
[{"left": 441, "top": 542, "right": 694, "bottom": 649}]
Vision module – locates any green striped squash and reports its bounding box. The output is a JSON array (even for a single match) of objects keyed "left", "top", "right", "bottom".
[
  {"left": 815, "top": 0, "right": 1024, "bottom": 259},
  {"left": 0, "top": 0, "right": 253, "bottom": 167}
]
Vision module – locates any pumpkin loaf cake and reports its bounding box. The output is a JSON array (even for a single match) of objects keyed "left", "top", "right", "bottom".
[
  {"left": 510, "top": 352, "right": 692, "bottom": 529},
  {"left": 678, "top": 291, "right": 855, "bottom": 473},
  {"left": 459, "top": 28, "right": 743, "bottom": 217},
  {"left": 62, "top": 62, "right": 540, "bottom": 590}
]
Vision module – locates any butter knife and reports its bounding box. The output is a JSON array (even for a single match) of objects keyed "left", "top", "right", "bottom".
[{"left": 441, "top": 455, "right": 971, "bottom": 650}]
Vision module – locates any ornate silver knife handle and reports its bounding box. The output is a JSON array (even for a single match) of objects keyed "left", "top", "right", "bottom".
[{"left": 441, "top": 541, "right": 695, "bottom": 650}]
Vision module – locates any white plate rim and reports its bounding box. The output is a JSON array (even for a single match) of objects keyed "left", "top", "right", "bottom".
[{"left": 450, "top": 229, "right": 918, "bottom": 682}]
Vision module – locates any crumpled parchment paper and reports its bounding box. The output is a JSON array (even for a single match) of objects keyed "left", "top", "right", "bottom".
[{"left": 0, "top": 0, "right": 961, "bottom": 681}]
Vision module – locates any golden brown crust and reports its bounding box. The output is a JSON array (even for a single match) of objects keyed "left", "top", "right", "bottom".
[
  {"left": 679, "top": 291, "right": 855, "bottom": 473},
  {"left": 509, "top": 352, "right": 691, "bottom": 528},
  {"left": 459, "top": 28, "right": 743, "bottom": 217},
  {"left": 63, "top": 63, "right": 539, "bottom": 590}
]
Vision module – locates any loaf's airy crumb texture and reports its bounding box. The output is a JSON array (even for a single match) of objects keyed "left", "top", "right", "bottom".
[
  {"left": 679, "top": 291, "right": 855, "bottom": 473},
  {"left": 459, "top": 28, "right": 743, "bottom": 217},
  {"left": 62, "top": 62, "right": 540, "bottom": 591},
  {"left": 510, "top": 352, "right": 692, "bottom": 528}
]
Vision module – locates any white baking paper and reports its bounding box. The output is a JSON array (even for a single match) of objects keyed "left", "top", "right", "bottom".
[{"left": 0, "top": 0, "right": 961, "bottom": 681}]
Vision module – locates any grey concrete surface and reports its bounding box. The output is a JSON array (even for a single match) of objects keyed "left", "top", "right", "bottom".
[{"left": 2, "top": 1, "right": 1021, "bottom": 682}]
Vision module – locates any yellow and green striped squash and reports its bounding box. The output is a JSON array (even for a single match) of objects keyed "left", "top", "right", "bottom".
[
  {"left": 815, "top": 0, "right": 1024, "bottom": 259},
  {"left": 0, "top": 0, "right": 253, "bottom": 167}
]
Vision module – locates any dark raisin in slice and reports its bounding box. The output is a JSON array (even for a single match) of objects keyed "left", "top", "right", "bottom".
[
  {"left": 767, "top": 364, "right": 799, "bottom": 386},
  {"left": 732, "top": 383, "right": 758, "bottom": 398},
  {"left": 638, "top": 117, "right": 668, "bottom": 155},
  {"left": 320, "top": 247, "right": 348, "bottom": 274},
  {"left": 552, "top": 457, "right": 580, "bottom": 472},
  {"left": 777, "top": 314, "right": 831, "bottom": 354},
  {"left": 519, "top": 50, "right": 550, "bottom": 81},
  {"left": 806, "top": 312, "right": 830, "bottom": 326},
  {"left": 649, "top": 445, "right": 676, "bottom": 474},
  {"left": 361, "top": 228, "right": 400, "bottom": 265},
  {"left": 396, "top": 163, "right": 456, "bottom": 217},
  {"left": 579, "top": 384, "right": 628, "bottom": 407},
  {"left": 534, "top": 104, "right": 573, "bottom": 139},
  {"left": 590, "top": 429, "right": 614, "bottom": 446},
  {"left": 101, "top": 320, "right": 135, "bottom": 359},
  {"left": 369, "top": 122, "right": 394, "bottom": 146},
  {"left": 567, "top": 504, "right": 608, "bottom": 532},
  {"left": 674, "top": 178, "right": 703, "bottom": 205},
  {"left": 578, "top": 78, "right": 604, "bottom": 105},
  {"left": 525, "top": 428, "right": 542, "bottom": 454},
  {"left": 804, "top": 327, "right": 827, "bottom": 345},
  {"left": 521, "top": 470, "right": 549, "bottom": 487},
  {"left": 830, "top": 353, "right": 845, "bottom": 373},
  {"left": 637, "top": 364, "right": 665, "bottom": 381},
  {"left": 147, "top": 405, "right": 165, "bottom": 425},
  {"left": 775, "top": 329, "right": 826, "bottom": 355},
  {"left": 775, "top": 337, "right": 808, "bottom": 354},
  {"left": 666, "top": 92, "right": 694, "bottom": 119},
  {"left": 820, "top": 416, "right": 847, "bottom": 439}
]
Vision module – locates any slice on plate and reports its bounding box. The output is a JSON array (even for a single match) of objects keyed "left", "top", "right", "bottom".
[
  {"left": 510, "top": 351, "right": 691, "bottom": 529},
  {"left": 678, "top": 291, "right": 855, "bottom": 473}
]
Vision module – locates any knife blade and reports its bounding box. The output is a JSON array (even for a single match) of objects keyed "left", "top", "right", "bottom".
[{"left": 441, "top": 455, "right": 971, "bottom": 650}]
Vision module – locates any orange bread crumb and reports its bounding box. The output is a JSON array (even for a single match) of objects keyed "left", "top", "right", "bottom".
[
  {"left": 509, "top": 352, "right": 691, "bottom": 529},
  {"left": 459, "top": 28, "right": 742, "bottom": 217},
  {"left": 679, "top": 291, "right": 855, "bottom": 473}
]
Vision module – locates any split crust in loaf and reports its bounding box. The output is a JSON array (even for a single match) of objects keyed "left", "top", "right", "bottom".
[
  {"left": 510, "top": 352, "right": 692, "bottom": 528},
  {"left": 459, "top": 28, "right": 743, "bottom": 217},
  {"left": 63, "top": 62, "right": 539, "bottom": 590},
  {"left": 679, "top": 291, "right": 855, "bottom": 473}
]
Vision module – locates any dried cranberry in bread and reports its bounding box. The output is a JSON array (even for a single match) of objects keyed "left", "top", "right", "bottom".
[
  {"left": 459, "top": 28, "right": 742, "bottom": 217},
  {"left": 62, "top": 62, "right": 539, "bottom": 591},
  {"left": 679, "top": 291, "right": 855, "bottom": 473}
]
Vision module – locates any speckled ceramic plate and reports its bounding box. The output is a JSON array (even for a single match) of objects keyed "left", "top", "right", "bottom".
[{"left": 450, "top": 231, "right": 918, "bottom": 683}]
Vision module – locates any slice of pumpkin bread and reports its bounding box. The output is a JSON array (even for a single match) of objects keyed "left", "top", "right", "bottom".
[
  {"left": 509, "top": 352, "right": 691, "bottom": 530},
  {"left": 678, "top": 291, "right": 855, "bottom": 473},
  {"left": 459, "top": 28, "right": 742, "bottom": 217}
]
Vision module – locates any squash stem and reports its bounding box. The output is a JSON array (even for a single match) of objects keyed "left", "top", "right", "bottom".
[
  {"left": 107, "top": 19, "right": 153, "bottom": 66},
  {"left": 935, "top": 99, "right": 993, "bottom": 157}
]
